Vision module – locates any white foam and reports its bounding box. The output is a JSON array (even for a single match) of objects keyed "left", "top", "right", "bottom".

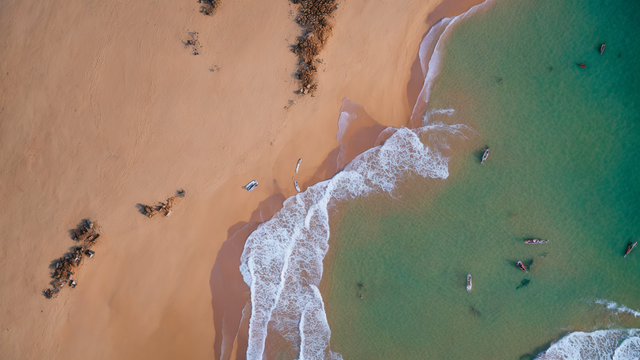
[
  {"left": 411, "top": 0, "right": 497, "bottom": 126},
  {"left": 410, "top": 17, "right": 453, "bottom": 125},
  {"left": 239, "top": 1, "right": 492, "bottom": 358},
  {"left": 536, "top": 329, "right": 640, "bottom": 360},
  {"left": 613, "top": 337, "right": 640, "bottom": 360},
  {"left": 594, "top": 299, "right": 640, "bottom": 318},
  {"left": 239, "top": 123, "right": 470, "bottom": 359},
  {"left": 336, "top": 106, "right": 357, "bottom": 170}
]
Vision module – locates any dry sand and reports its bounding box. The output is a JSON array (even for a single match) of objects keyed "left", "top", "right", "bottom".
[{"left": 0, "top": 0, "right": 481, "bottom": 358}]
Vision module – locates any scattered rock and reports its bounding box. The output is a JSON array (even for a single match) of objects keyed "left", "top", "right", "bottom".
[
  {"left": 184, "top": 32, "right": 201, "bottom": 55},
  {"left": 198, "top": 0, "right": 220, "bottom": 16},
  {"left": 45, "top": 219, "right": 101, "bottom": 298},
  {"left": 140, "top": 190, "right": 185, "bottom": 218}
]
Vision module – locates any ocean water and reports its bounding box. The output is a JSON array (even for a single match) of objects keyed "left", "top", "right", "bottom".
[{"left": 240, "top": 0, "right": 640, "bottom": 358}]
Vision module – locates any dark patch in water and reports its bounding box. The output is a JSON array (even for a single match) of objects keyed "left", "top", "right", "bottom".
[
  {"left": 516, "top": 279, "right": 530, "bottom": 290},
  {"left": 470, "top": 306, "right": 481, "bottom": 318},
  {"left": 525, "top": 258, "right": 534, "bottom": 268}
]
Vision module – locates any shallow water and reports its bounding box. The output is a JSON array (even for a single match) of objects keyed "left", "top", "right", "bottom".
[{"left": 321, "top": 0, "right": 640, "bottom": 358}]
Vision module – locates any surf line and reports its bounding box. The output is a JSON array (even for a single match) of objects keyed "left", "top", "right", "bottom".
[{"left": 238, "top": 1, "right": 492, "bottom": 358}]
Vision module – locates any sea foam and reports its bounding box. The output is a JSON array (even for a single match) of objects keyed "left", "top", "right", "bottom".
[
  {"left": 535, "top": 329, "right": 640, "bottom": 360},
  {"left": 411, "top": 0, "right": 495, "bottom": 126},
  {"left": 239, "top": 123, "right": 469, "bottom": 359},
  {"left": 594, "top": 299, "right": 640, "bottom": 318},
  {"left": 239, "top": 2, "right": 485, "bottom": 359}
]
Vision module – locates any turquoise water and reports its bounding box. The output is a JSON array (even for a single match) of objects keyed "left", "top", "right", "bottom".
[{"left": 321, "top": 0, "right": 640, "bottom": 358}]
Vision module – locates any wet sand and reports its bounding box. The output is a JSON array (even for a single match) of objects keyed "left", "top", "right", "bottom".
[{"left": 0, "top": 0, "right": 481, "bottom": 358}]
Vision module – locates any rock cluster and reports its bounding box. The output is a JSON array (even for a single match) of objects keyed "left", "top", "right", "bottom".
[
  {"left": 291, "top": 0, "right": 338, "bottom": 94},
  {"left": 198, "top": 0, "right": 220, "bottom": 16},
  {"left": 44, "top": 220, "right": 100, "bottom": 299},
  {"left": 141, "top": 189, "right": 185, "bottom": 218}
]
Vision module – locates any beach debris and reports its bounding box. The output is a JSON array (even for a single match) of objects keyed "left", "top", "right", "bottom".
[
  {"left": 516, "top": 279, "right": 530, "bottom": 290},
  {"left": 296, "top": 158, "right": 302, "bottom": 173},
  {"left": 45, "top": 219, "right": 101, "bottom": 298},
  {"left": 157, "top": 197, "right": 175, "bottom": 217},
  {"left": 293, "top": 177, "right": 301, "bottom": 192},
  {"left": 44, "top": 289, "right": 58, "bottom": 299},
  {"left": 140, "top": 190, "right": 185, "bottom": 218},
  {"left": 290, "top": 0, "right": 338, "bottom": 94},
  {"left": 284, "top": 99, "right": 296, "bottom": 110},
  {"left": 184, "top": 32, "right": 201, "bottom": 55},
  {"left": 198, "top": 0, "right": 220, "bottom": 16},
  {"left": 244, "top": 180, "right": 258, "bottom": 192},
  {"left": 71, "top": 219, "right": 100, "bottom": 244},
  {"left": 143, "top": 205, "right": 156, "bottom": 218}
]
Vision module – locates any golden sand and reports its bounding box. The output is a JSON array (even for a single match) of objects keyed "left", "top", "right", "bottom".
[{"left": 0, "top": 0, "right": 482, "bottom": 358}]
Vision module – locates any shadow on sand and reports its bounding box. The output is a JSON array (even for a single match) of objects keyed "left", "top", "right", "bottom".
[
  {"left": 209, "top": 99, "right": 389, "bottom": 359},
  {"left": 303, "top": 98, "right": 387, "bottom": 190},
  {"left": 210, "top": 182, "right": 286, "bottom": 360}
]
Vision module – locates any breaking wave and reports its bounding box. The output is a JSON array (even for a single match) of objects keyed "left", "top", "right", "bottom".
[
  {"left": 594, "top": 299, "right": 640, "bottom": 318},
  {"left": 239, "top": 123, "right": 470, "bottom": 359},
  {"left": 535, "top": 329, "right": 640, "bottom": 360},
  {"left": 410, "top": 0, "right": 494, "bottom": 126},
  {"left": 238, "top": 2, "right": 489, "bottom": 359}
]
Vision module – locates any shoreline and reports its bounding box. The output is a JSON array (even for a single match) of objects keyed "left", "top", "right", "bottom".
[
  {"left": 0, "top": 0, "right": 484, "bottom": 359},
  {"left": 237, "top": 0, "right": 489, "bottom": 358}
]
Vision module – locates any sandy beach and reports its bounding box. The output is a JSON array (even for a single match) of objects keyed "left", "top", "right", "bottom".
[{"left": 0, "top": 0, "right": 482, "bottom": 358}]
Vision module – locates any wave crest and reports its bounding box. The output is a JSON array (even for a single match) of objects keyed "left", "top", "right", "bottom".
[
  {"left": 536, "top": 329, "right": 640, "bottom": 360},
  {"left": 239, "top": 124, "right": 469, "bottom": 359}
]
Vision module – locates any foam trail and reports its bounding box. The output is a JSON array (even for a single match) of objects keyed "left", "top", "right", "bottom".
[
  {"left": 410, "top": 17, "right": 453, "bottom": 126},
  {"left": 240, "top": 124, "right": 470, "bottom": 359},
  {"left": 594, "top": 299, "right": 640, "bottom": 317},
  {"left": 410, "top": 0, "right": 497, "bottom": 126},
  {"left": 536, "top": 329, "right": 640, "bottom": 360},
  {"left": 613, "top": 337, "right": 640, "bottom": 360},
  {"left": 336, "top": 109, "right": 356, "bottom": 169},
  {"left": 239, "top": 1, "right": 492, "bottom": 358}
]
